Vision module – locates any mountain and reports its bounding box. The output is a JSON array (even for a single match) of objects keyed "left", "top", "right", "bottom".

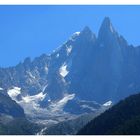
[
  {"left": 0, "top": 91, "right": 25, "bottom": 118},
  {"left": 78, "top": 93, "right": 140, "bottom": 135},
  {"left": 0, "top": 17, "right": 140, "bottom": 128},
  {"left": 0, "top": 90, "right": 40, "bottom": 135},
  {"left": 0, "top": 117, "right": 40, "bottom": 135},
  {"left": 41, "top": 107, "right": 108, "bottom": 135}
]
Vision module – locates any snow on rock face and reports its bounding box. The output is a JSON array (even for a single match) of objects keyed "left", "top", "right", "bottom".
[
  {"left": 69, "top": 31, "right": 80, "bottom": 41},
  {"left": 103, "top": 101, "right": 112, "bottom": 106},
  {"left": 59, "top": 63, "right": 69, "bottom": 77},
  {"left": 21, "top": 84, "right": 47, "bottom": 104},
  {"left": 56, "top": 53, "right": 59, "bottom": 58},
  {"left": 18, "top": 92, "right": 47, "bottom": 116},
  {"left": 45, "top": 66, "right": 48, "bottom": 74},
  {"left": 22, "top": 92, "right": 46, "bottom": 103},
  {"left": 7, "top": 87, "right": 21, "bottom": 100},
  {"left": 18, "top": 93, "right": 75, "bottom": 121},
  {"left": 74, "top": 32, "right": 80, "bottom": 36},
  {"left": 8, "top": 84, "right": 49, "bottom": 118},
  {"left": 49, "top": 94, "right": 75, "bottom": 112},
  {"left": 81, "top": 104, "right": 96, "bottom": 111},
  {"left": 26, "top": 71, "right": 36, "bottom": 79},
  {"left": 0, "top": 87, "right": 3, "bottom": 90},
  {"left": 66, "top": 45, "right": 73, "bottom": 55},
  {"left": 42, "top": 84, "right": 48, "bottom": 93}
]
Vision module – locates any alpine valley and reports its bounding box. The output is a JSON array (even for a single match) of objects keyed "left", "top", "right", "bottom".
[{"left": 1, "top": 17, "right": 140, "bottom": 135}]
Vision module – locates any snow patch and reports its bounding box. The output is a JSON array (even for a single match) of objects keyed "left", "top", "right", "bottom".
[
  {"left": 73, "top": 32, "right": 80, "bottom": 36},
  {"left": 48, "top": 99, "right": 51, "bottom": 102},
  {"left": 66, "top": 45, "right": 72, "bottom": 55},
  {"left": 27, "top": 71, "right": 36, "bottom": 79},
  {"left": 69, "top": 31, "right": 80, "bottom": 41},
  {"left": 50, "top": 94, "right": 75, "bottom": 112},
  {"left": 0, "top": 87, "right": 3, "bottom": 90},
  {"left": 59, "top": 63, "right": 69, "bottom": 77},
  {"left": 36, "top": 127, "right": 48, "bottom": 135},
  {"left": 81, "top": 105, "right": 96, "bottom": 111},
  {"left": 44, "top": 66, "right": 48, "bottom": 74},
  {"left": 15, "top": 84, "right": 48, "bottom": 117},
  {"left": 7, "top": 87, "right": 21, "bottom": 100},
  {"left": 18, "top": 92, "right": 46, "bottom": 116},
  {"left": 56, "top": 53, "right": 59, "bottom": 58},
  {"left": 18, "top": 93, "right": 75, "bottom": 122},
  {"left": 22, "top": 92, "right": 46, "bottom": 103},
  {"left": 42, "top": 84, "right": 48, "bottom": 93},
  {"left": 103, "top": 101, "right": 112, "bottom": 106}
]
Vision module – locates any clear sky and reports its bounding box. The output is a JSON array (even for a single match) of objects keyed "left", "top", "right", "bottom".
[{"left": 0, "top": 5, "right": 140, "bottom": 67}]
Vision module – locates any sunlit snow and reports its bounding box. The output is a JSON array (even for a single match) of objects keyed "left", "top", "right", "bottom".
[
  {"left": 22, "top": 92, "right": 46, "bottom": 103},
  {"left": 27, "top": 71, "right": 36, "bottom": 79},
  {"left": 44, "top": 66, "right": 48, "bottom": 74},
  {"left": 81, "top": 104, "right": 96, "bottom": 111},
  {"left": 13, "top": 84, "right": 49, "bottom": 117},
  {"left": 7, "top": 87, "right": 21, "bottom": 100},
  {"left": 56, "top": 53, "right": 59, "bottom": 58},
  {"left": 66, "top": 45, "right": 72, "bottom": 55},
  {"left": 18, "top": 93, "right": 75, "bottom": 122},
  {"left": 103, "top": 101, "right": 112, "bottom": 106},
  {"left": 42, "top": 84, "right": 48, "bottom": 93},
  {"left": 50, "top": 94, "right": 75, "bottom": 112},
  {"left": 74, "top": 32, "right": 80, "bottom": 36},
  {"left": 48, "top": 99, "right": 51, "bottom": 102},
  {"left": 59, "top": 63, "right": 69, "bottom": 77},
  {"left": 69, "top": 31, "right": 80, "bottom": 41},
  {"left": 18, "top": 92, "right": 47, "bottom": 116}
]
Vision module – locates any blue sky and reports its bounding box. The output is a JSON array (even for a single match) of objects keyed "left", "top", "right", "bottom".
[{"left": 0, "top": 5, "right": 140, "bottom": 67}]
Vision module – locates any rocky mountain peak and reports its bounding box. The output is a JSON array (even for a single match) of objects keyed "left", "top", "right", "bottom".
[{"left": 98, "top": 17, "right": 118, "bottom": 44}]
